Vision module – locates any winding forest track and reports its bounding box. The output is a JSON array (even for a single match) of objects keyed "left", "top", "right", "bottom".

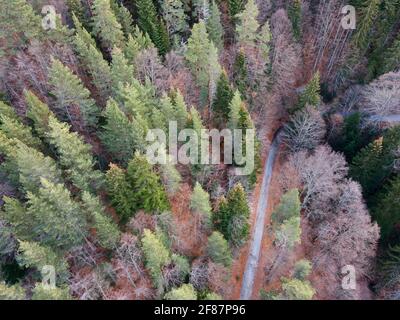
[{"left": 240, "top": 129, "right": 283, "bottom": 300}]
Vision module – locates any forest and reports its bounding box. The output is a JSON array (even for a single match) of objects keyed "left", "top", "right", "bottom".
[{"left": 0, "top": 0, "right": 399, "bottom": 301}]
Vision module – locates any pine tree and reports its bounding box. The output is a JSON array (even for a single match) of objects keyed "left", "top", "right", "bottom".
[
  {"left": 101, "top": 98, "right": 146, "bottom": 164},
  {"left": 127, "top": 152, "right": 170, "bottom": 214},
  {"left": 0, "top": 0, "right": 42, "bottom": 53},
  {"left": 233, "top": 50, "right": 248, "bottom": 96},
  {"left": 72, "top": 14, "right": 112, "bottom": 101},
  {"left": 207, "top": 231, "right": 232, "bottom": 267},
  {"left": 16, "top": 240, "right": 69, "bottom": 282},
  {"left": 26, "top": 178, "right": 87, "bottom": 250},
  {"left": 352, "top": 0, "right": 381, "bottom": 50},
  {"left": 372, "top": 176, "right": 400, "bottom": 241},
  {"left": 47, "top": 116, "right": 103, "bottom": 192},
  {"left": 91, "top": 0, "right": 125, "bottom": 50},
  {"left": 235, "top": 0, "right": 260, "bottom": 47},
  {"left": 190, "top": 182, "right": 212, "bottom": 220},
  {"left": 25, "top": 91, "right": 54, "bottom": 138},
  {"left": 161, "top": 0, "right": 188, "bottom": 46},
  {"left": 207, "top": 1, "right": 224, "bottom": 51},
  {"left": 81, "top": 191, "right": 120, "bottom": 249},
  {"left": 137, "top": 0, "right": 170, "bottom": 55},
  {"left": 0, "top": 282, "right": 25, "bottom": 300},
  {"left": 297, "top": 72, "right": 321, "bottom": 110},
  {"left": 14, "top": 141, "right": 62, "bottom": 194},
  {"left": 204, "top": 292, "right": 222, "bottom": 300},
  {"left": 105, "top": 163, "right": 135, "bottom": 222},
  {"left": 213, "top": 70, "right": 234, "bottom": 124},
  {"left": 271, "top": 189, "right": 301, "bottom": 226},
  {"left": 48, "top": 59, "right": 100, "bottom": 129},
  {"left": 111, "top": 47, "right": 135, "bottom": 95},
  {"left": 31, "top": 283, "right": 72, "bottom": 300},
  {"left": 164, "top": 284, "right": 197, "bottom": 300},
  {"left": 228, "top": 0, "right": 245, "bottom": 19},
  {"left": 288, "top": 0, "right": 302, "bottom": 41},
  {"left": 141, "top": 228, "right": 171, "bottom": 291}
]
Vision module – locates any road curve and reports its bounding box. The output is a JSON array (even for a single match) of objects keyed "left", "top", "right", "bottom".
[{"left": 240, "top": 130, "right": 283, "bottom": 300}]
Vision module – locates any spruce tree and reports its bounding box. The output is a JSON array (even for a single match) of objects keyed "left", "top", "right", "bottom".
[
  {"left": 1, "top": 197, "right": 31, "bottom": 241},
  {"left": 72, "top": 14, "right": 112, "bottom": 101},
  {"left": 233, "top": 50, "right": 248, "bottom": 96},
  {"left": 213, "top": 70, "right": 234, "bottom": 124},
  {"left": 228, "top": 90, "right": 243, "bottom": 130},
  {"left": 48, "top": 59, "right": 100, "bottom": 129},
  {"left": 105, "top": 163, "right": 135, "bottom": 222},
  {"left": 297, "top": 72, "right": 321, "bottom": 110},
  {"left": 124, "top": 28, "right": 154, "bottom": 64},
  {"left": 235, "top": 0, "right": 260, "bottom": 47},
  {"left": 110, "top": 47, "right": 135, "bottom": 95},
  {"left": 372, "top": 176, "right": 400, "bottom": 241},
  {"left": 335, "top": 112, "right": 364, "bottom": 160},
  {"left": 207, "top": 1, "right": 224, "bottom": 51},
  {"left": 16, "top": 240, "right": 69, "bottom": 282},
  {"left": 382, "top": 33, "right": 400, "bottom": 74},
  {"left": 288, "top": 0, "right": 302, "bottom": 41},
  {"left": 127, "top": 152, "right": 170, "bottom": 214},
  {"left": 137, "top": 0, "right": 170, "bottom": 55},
  {"left": 26, "top": 178, "right": 87, "bottom": 250},
  {"left": 25, "top": 91, "right": 54, "bottom": 138},
  {"left": 190, "top": 182, "right": 212, "bottom": 220},
  {"left": 228, "top": 0, "right": 245, "bottom": 19},
  {"left": 14, "top": 141, "right": 62, "bottom": 194},
  {"left": 91, "top": 0, "right": 125, "bottom": 50},
  {"left": 141, "top": 228, "right": 171, "bottom": 291},
  {"left": 0, "top": 115, "right": 42, "bottom": 150},
  {"left": 0, "top": 0, "right": 42, "bottom": 53},
  {"left": 110, "top": 0, "right": 135, "bottom": 37},
  {"left": 206, "top": 231, "right": 232, "bottom": 267},
  {"left": 185, "top": 21, "right": 213, "bottom": 104},
  {"left": 214, "top": 183, "right": 250, "bottom": 246},
  {"left": 161, "top": 0, "right": 188, "bottom": 46},
  {"left": 351, "top": 126, "right": 400, "bottom": 196},
  {"left": 170, "top": 89, "right": 189, "bottom": 131},
  {"left": 47, "top": 116, "right": 103, "bottom": 192},
  {"left": 258, "top": 21, "right": 272, "bottom": 63},
  {"left": 101, "top": 98, "right": 146, "bottom": 164},
  {"left": 158, "top": 143, "right": 182, "bottom": 195},
  {"left": 81, "top": 191, "right": 120, "bottom": 249},
  {"left": 352, "top": 0, "right": 381, "bottom": 50}
]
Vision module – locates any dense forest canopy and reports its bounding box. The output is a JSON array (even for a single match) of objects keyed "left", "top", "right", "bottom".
[{"left": 0, "top": 0, "right": 399, "bottom": 300}]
